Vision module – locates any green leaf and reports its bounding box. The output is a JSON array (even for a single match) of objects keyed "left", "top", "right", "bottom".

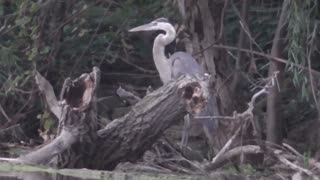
[
  {"left": 28, "top": 47, "right": 38, "bottom": 61},
  {"left": 15, "top": 17, "right": 31, "bottom": 28},
  {"left": 40, "top": 46, "right": 50, "bottom": 54}
]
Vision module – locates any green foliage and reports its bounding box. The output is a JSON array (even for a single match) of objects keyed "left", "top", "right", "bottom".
[
  {"left": 225, "top": 2, "right": 279, "bottom": 59},
  {"left": 0, "top": 0, "right": 178, "bottom": 118},
  {"left": 37, "top": 111, "right": 56, "bottom": 133},
  {"left": 287, "top": 0, "right": 318, "bottom": 100}
]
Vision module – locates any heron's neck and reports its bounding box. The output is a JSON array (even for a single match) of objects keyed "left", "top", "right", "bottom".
[{"left": 152, "top": 26, "right": 176, "bottom": 84}]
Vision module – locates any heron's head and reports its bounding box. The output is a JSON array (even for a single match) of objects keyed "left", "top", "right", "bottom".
[{"left": 129, "top": 18, "right": 173, "bottom": 32}]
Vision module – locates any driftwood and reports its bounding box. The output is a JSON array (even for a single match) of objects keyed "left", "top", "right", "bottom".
[{"left": 11, "top": 67, "right": 209, "bottom": 169}]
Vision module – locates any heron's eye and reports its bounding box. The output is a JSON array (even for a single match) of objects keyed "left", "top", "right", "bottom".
[{"left": 152, "top": 22, "right": 158, "bottom": 26}]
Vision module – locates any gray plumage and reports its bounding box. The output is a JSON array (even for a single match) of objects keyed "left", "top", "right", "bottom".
[
  {"left": 170, "top": 52, "right": 205, "bottom": 80},
  {"left": 129, "top": 18, "right": 215, "bottom": 150},
  {"left": 129, "top": 18, "right": 205, "bottom": 84}
]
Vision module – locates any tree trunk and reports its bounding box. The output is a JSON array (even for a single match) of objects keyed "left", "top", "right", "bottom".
[
  {"left": 231, "top": 0, "right": 250, "bottom": 92},
  {"left": 175, "top": 0, "right": 236, "bottom": 152},
  {"left": 266, "top": 0, "right": 288, "bottom": 145}
]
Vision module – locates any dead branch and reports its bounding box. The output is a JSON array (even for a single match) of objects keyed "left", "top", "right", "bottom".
[
  {"left": 205, "top": 45, "right": 320, "bottom": 77},
  {"left": 273, "top": 149, "right": 320, "bottom": 180},
  {"left": 307, "top": 24, "right": 320, "bottom": 117},
  {"left": 211, "top": 125, "right": 242, "bottom": 164},
  {"left": 116, "top": 86, "right": 141, "bottom": 105},
  {"left": 204, "top": 145, "right": 262, "bottom": 171},
  {"left": 200, "top": 72, "right": 278, "bottom": 170},
  {"left": 17, "top": 67, "right": 100, "bottom": 167},
  {"left": 283, "top": 143, "right": 320, "bottom": 172},
  {"left": 35, "top": 72, "right": 61, "bottom": 119},
  {"left": 195, "top": 72, "right": 277, "bottom": 122},
  {"left": 0, "top": 104, "right": 11, "bottom": 122},
  {"left": 17, "top": 107, "right": 79, "bottom": 165}
]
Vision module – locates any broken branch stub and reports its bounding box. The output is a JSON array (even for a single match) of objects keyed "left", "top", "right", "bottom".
[
  {"left": 35, "top": 71, "right": 61, "bottom": 119},
  {"left": 19, "top": 67, "right": 100, "bottom": 167}
]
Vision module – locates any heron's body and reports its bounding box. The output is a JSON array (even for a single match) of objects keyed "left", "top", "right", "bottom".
[
  {"left": 129, "top": 18, "right": 214, "bottom": 151},
  {"left": 170, "top": 52, "right": 205, "bottom": 80},
  {"left": 129, "top": 18, "right": 205, "bottom": 84}
]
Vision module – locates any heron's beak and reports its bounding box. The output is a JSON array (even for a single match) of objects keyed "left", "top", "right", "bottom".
[{"left": 129, "top": 23, "right": 154, "bottom": 32}]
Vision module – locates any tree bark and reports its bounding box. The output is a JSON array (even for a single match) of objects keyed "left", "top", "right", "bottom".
[
  {"left": 231, "top": 0, "right": 250, "bottom": 92},
  {"left": 175, "top": 0, "right": 235, "bottom": 153},
  {"left": 94, "top": 77, "right": 209, "bottom": 169},
  {"left": 15, "top": 67, "right": 210, "bottom": 170},
  {"left": 18, "top": 67, "right": 100, "bottom": 167},
  {"left": 266, "top": 0, "right": 288, "bottom": 145}
]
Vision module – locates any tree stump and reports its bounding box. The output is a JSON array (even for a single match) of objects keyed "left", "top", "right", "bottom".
[{"left": 18, "top": 67, "right": 100, "bottom": 167}]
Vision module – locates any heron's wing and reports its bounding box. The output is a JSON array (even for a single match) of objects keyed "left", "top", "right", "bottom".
[{"left": 170, "top": 52, "right": 205, "bottom": 79}]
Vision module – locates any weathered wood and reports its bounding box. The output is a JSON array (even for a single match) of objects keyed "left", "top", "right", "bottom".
[
  {"left": 18, "top": 67, "right": 100, "bottom": 167},
  {"left": 13, "top": 68, "right": 210, "bottom": 170},
  {"left": 17, "top": 108, "right": 78, "bottom": 165},
  {"left": 57, "top": 67, "right": 100, "bottom": 168},
  {"left": 35, "top": 71, "right": 61, "bottom": 119},
  {"left": 95, "top": 77, "right": 208, "bottom": 169}
]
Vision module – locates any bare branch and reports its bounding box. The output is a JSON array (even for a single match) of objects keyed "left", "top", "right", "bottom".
[
  {"left": 204, "top": 145, "right": 262, "bottom": 171},
  {"left": 35, "top": 72, "right": 61, "bottom": 118},
  {"left": 0, "top": 103, "right": 11, "bottom": 122},
  {"left": 307, "top": 24, "right": 320, "bottom": 117},
  {"left": 273, "top": 149, "right": 319, "bottom": 180},
  {"left": 116, "top": 86, "right": 141, "bottom": 105},
  {"left": 209, "top": 44, "right": 320, "bottom": 77},
  {"left": 211, "top": 125, "right": 242, "bottom": 163}
]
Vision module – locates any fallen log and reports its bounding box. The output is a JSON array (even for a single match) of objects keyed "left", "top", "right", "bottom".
[
  {"left": 95, "top": 76, "right": 209, "bottom": 169},
  {"left": 13, "top": 67, "right": 209, "bottom": 170}
]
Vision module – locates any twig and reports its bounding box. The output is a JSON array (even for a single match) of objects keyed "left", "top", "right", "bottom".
[
  {"left": 69, "top": 3, "right": 112, "bottom": 76},
  {"left": 204, "top": 145, "right": 262, "bottom": 171},
  {"left": 203, "top": 44, "right": 320, "bottom": 77},
  {"left": 197, "top": 72, "right": 278, "bottom": 122},
  {"left": 119, "top": 55, "right": 157, "bottom": 74},
  {"left": 0, "top": 104, "right": 11, "bottom": 122},
  {"left": 211, "top": 125, "right": 242, "bottom": 163},
  {"left": 307, "top": 24, "right": 320, "bottom": 117},
  {"left": 283, "top": 143, "right": 320, "bottom": 172},
  {"left": 116, "top": 86, "right": 141, "bottom": 105},
  {"left": 282, "top": 143, "right": 303, "bottom": 158},
  {"left": 273, "top": 149, "right": 320, "bottom": 180},
  {"left": 230, "top": 0, "right": 250, "bottom": 91},
  {"left": 218, "top": 0, "right": 229, "bottom": 42},
  {"left": 209, "top": 71, "right": 278, "bottom": 164},
  {"left": 195, "top": 115, "right": 235, "bottom": 120}
]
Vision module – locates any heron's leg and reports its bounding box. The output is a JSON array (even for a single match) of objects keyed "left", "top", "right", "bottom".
[{"left": 180, "top": 113, "right": 191, "bottom": 149}]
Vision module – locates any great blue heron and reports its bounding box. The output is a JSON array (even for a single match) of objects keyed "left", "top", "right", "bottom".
[
  {"left": 129, "top": 18, "right": 214, "bottom": 151},
  {"left": 129, "top": 18, "right": 205, "bottom": 83}
]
